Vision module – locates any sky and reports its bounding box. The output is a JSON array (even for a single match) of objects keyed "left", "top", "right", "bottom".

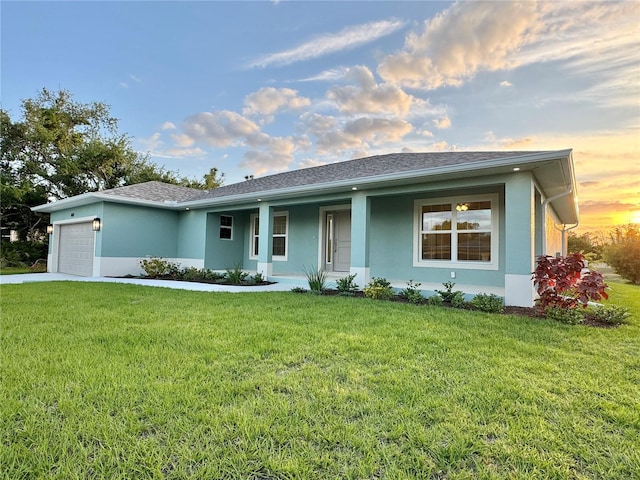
[{"left": 2, "top": 0, "right": 639, "bottom": 233}]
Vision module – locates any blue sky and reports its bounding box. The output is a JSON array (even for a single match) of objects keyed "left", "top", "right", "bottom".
[{"left": 2, "top": 1, "right": 639, "bottom": 230}]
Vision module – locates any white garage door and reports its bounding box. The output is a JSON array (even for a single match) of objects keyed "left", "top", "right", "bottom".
[{"left": 58, "top": 222, "right": 95, "bottom": 276}]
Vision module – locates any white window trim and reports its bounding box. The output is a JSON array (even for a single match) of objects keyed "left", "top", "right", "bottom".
[
  {"left": 249, "top": 211, "right": 289, "bottom": 261},
  {"left": 272, "top": 211, "right": 288, "bottom": 261},
  {"left": 413, "top": 193, "right": 499, "bottom": 270},
  {"left": 220, "top": 215, "right": 233, "bottom": 241},
  {"left": 249, "top": 214, "right": 259, "bottom": 260}
]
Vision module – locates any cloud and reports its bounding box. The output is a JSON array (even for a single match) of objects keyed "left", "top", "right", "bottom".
[
  {"left": 171, "top": 133, "right": 195, "bottom": 147},
  {"left": 500, "top": 81, "right": 513, "bottom": 87},
  {"left": 248, "top": 19, "right": 406, "bottom": 68},
  {"left": 136, "top": 132, "right": 205, "bottom": 159},
  {"left": 182, "top": 111, "right": 261, "bottom": 147},
  {"left": 326, "top": 65, "right": 415, "bottom": 116},
  {"left": 240, "top": 137, "right": 295, "bottom": 175},
  {"left": 377, "top": 1, "right": 639, "bottom": 99},
  {"left": 242, "top": 87, "right": 311, "bottom": 119},
  {"left": 432, "top": 116, "right": 451, "bottom": 129},
  {"left": 161, "top": 122, "right": 176, "bottom": 130},
  {"left": 299, "top": 67, "right": 349, "bottom": 82},
  {"left": 301, "top": 112, "right": 412, "bottom": 154}
]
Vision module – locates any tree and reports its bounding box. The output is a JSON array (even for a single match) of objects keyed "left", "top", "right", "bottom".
[
  {"left": 567, "top": 231, "right": 603, "bottom": 261},
  {"left": 1, "top": 88, "right": 223, "bottom": 262},
  {"left": 603, "top": 224, "right": 640, "bottom": 284}
]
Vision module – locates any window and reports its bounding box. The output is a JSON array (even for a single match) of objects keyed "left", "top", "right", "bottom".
[
  {"left": 249, "top": 212, "right": 288, "bottom": 260},
  {"left": 219, "top": 215, "right": 233, "bottom": 240},
  {"left": 415, "top": 195, "right": 498, "bottom": 269},
  {"left": 250, "top": 215, "right": 260, "bottom": 258},
  {"left": 272, "top": 213, "right": 288, "bottom": 258}
]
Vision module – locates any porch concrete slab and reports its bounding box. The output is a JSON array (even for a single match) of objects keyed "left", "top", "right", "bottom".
[{"left": 0, "top": 273, "right": 307, "bottom": 292}]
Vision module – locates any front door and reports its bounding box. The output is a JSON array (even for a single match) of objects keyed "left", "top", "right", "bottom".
[{"left": 325, "top": 210, "right": 351, "bottom": 272}]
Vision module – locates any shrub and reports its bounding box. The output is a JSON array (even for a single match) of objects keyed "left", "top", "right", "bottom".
[
  {"left": 450, "top": 291, "right": 467, "bottom": 308},
  {"left": 139, "top": 257, "right": 180, "bottom": 278},
  {"left": 0, "top": 240, "right": 48, "bottom": 267},
  {"left": 471, "top": 293, "right": 504, "bottom": 313},
  {"left": 226, "top": 265, "right": 248, "bottom": 285},
  {"left": 251, "top": 272, "right": 265, "bottom": 284},
  {"left": 590, "top": 305, "right": 631, "bottom": 325},
  {"left": 400, "top": 280, "right": 424, "bottom": 305},
  {"left": 545, "top": 307, "right": 584, "bottom": 325},
  {"left": 182, "top": 266, "right": 206, "bottom": 282},
  {"left": 364, "top": 277, "right": 393, "bottom": 300},
  {"left": 336, "top": 273, "right": 358, "bottom": 296},
  {"left": 533, "top": 253, "right": 608, "bottom": 310},
  {"left": 426, "top": 295, "right": 444, "bottom": 307},
  {"left": 290, "top": 287, "right": 308, "bottom": 294},
  {"left": 435, "top": 281, "right": 465, "bottom": 304},
  {"left": 304, "top": 266, "right": 327, "bottom": 294},
  {"left": 603, "top": 224, "right": 640, "bottom": 284}
]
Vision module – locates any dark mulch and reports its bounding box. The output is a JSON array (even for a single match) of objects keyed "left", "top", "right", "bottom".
[{"left": 112, "top": 274, "right": 275, "bottom": 286}]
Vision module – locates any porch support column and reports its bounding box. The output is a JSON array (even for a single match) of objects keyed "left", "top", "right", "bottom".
[
  {"left": 257, "top": 202, "right": 274, "bottom": 278},
  {"left": 504, "top": 173, "right": 536, "bottom": 307},
  {"left": 350, "top": 192, "right": 371, "bottom": 288}
]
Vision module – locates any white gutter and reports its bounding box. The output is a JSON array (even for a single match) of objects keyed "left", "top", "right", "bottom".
[{"left": 541, "top": 151, "right": 578, "bottom": 256}]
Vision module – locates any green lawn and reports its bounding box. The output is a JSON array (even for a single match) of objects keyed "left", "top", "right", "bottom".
[{"left": 1, "top": 282, "right": 639, "bottom": 479}]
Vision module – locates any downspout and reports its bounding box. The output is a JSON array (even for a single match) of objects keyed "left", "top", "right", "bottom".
[
  {"left": 541, "top": 185, "right": 575, "bottom": 256},
  {"left": 554, "top": 221, "right": 580, "bottom": 256}
]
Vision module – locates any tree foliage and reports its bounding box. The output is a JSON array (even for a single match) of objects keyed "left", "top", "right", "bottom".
[
  {"left": 603, "top": 224, "right": 640, "bottom": 284},
  {"left": 533, "top": 253, "right": 608, "bottom": 310},
  {"left": 1, "top": 88, "right": 223, "bottom": 244}
]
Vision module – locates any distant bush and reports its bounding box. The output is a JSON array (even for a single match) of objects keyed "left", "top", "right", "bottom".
[
  {"left": 400, "top": 280, "right": 424, "bottom": 305},
  {"left": 139, "top": 257, "right": 180, "bottom": 278},
  {"left": 471, "top": 293, "right": 504, "bottom": 313},
  {"left": 364, "top": 277, "right": 393, "bottom": 300},
  {"left": 290, "top": 286, "right": 308, "bottom": 294},
  {"left": 603, "top": 224, "right": 640, "bottom": 284},
  {"left": 450, "top": 291, "right": 466, "bottom": 309},
  {"left": 251, "top": 272, "right": 265, "bottom": 284},
  {"left": 0, "top": 240, "right": 48, "bottom": 267},
  {"left": 336, "top": 273, "right": 358, "bottom": 296}
]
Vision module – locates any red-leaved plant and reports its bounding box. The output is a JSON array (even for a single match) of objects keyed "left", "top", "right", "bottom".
[{"left": 533, "top": 253, "right": 608, "bottom": 310}]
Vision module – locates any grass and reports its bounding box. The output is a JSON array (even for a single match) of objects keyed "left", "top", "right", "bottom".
[{"left": 1, "top": 281, "right": 639, "bottom": 479}]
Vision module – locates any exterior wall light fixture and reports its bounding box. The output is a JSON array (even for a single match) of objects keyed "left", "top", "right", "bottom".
[
  {"left": 47, "top": 225, "right": 54, "bottom": 234},
  {"left": 92, "top": 218, "right": 101, "bottom": 231}
]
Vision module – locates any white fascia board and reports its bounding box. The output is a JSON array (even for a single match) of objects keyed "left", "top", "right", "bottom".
[{"left": 32, "top": 192, "right": 187, "bottom": 212}]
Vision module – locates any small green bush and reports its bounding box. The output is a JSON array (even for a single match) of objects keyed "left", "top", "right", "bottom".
[
  {"left": 590, "top": 305, "right": 630, "bottom": 325},
  {"left": 181, "top": 266, "right": 205, "bottom": 281},
  {"left": 251, "top": 272, "right": 265, "bottom": 284},
  {"left": 427, "top": 295, "right": 444, "bottom": 307},
  {"left": 290, "top": 286, "right": 308, "bottom": 294},
  {"left": 139, "top": 257, "right": 181, "bottom": 277},
  {"left": 471, "top": 293, "right": 504, "bottom": 313},
  {"left": 545, "top": 307, "right": 584, "bottom": 325},
  {"left": 304, "top": 266, "right": 327, "bottom": 294},
  {"left": 400, "top": 280, "right": 424, "bottom": 305},
  {"left": 226, "top": 265, "right": 248, "bottom": 285},
  {"left": 336, "top": 273, "right": 358, "bottom": 296},
  {"left": 435, "top": 281, "right": 464, "bottom": 304},
  {"left": 450, "top": 291, "right": 466, "bottom": 308},
  {"left": 364, "top": 277, "right": 393, "bottom": 300}
]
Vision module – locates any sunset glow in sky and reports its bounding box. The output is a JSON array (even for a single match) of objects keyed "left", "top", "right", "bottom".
[{"left": 2, "top": 1, "right": 639, "bottom": 232}]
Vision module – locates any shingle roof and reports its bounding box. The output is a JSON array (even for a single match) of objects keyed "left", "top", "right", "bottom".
[
  {"left": 100, "top": 181, "right": 205, "bottom": 202},
  {"left": 198, "top": 151, "right": 551, "bottom": 200}
]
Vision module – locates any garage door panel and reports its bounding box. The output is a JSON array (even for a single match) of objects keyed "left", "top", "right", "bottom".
[{"left": 58, "top": 223, "right": 95, "bottom": 276}]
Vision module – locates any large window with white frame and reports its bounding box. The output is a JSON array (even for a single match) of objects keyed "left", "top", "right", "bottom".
[
  {"left": 249, "top": 212, "right": 289, "bottom": 260},
  {"left": 414, "top": 194, "right": 498, "bottom": 269}
]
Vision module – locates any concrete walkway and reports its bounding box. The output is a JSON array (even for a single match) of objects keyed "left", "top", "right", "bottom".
[{"left": 0, "top": 272, "right": 306, "bottom": 293}]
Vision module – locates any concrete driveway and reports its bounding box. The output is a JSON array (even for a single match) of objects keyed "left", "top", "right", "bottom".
[{"left": 0, "top": 273, "right": 305, "bottom": 293}]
